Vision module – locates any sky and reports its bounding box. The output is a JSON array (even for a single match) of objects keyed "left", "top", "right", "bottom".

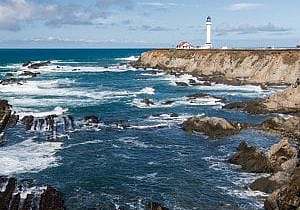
[{"left": 0, "top": 0, "right": 299, "bottom": 48}]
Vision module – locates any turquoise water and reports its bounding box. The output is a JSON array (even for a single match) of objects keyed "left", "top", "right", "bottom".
[{"left": 0, "top": 49, "right": 279, "bottom": 209}]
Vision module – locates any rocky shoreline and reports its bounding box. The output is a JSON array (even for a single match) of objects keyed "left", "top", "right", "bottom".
[
  {"left": 133, "top": 49, "right": 300, "bottom": 209},
  {"left": 1, "top": 56, "right": 300, "bottom": 209}
]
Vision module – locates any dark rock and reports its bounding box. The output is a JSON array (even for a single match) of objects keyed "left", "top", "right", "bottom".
[
  {"left": 22, "top": 194, "right": 34, "bottom": 210},
  {"left": 39, "top": 186, "right": 65, "bottom": 210},
  {"left": 223, "top": 100, "right": 267, "bottom": 114},
  {"left": 145, "top": 202, "right": 169, "bottom": 210},
  {"left": 21, "top": 115, "right": 34, "bottom": 130},
  {"left": 28, "top": 61, "right": 51, "bottom": 69},
  {"left": 84, "top": 115, "right": 99, "bottom": 124},
  {"left": 141, "top": 99, "right": 154, "bottom": 106},
  {"left": 187, "top": 93, "right": 209, "bottom": 99},
  {"left": 162, "top": 100, "right": 175, "bottom": 105},
  {"left": 19, "top": 71, "right": 40, "bottom": 77},
  {"left": 170, "top": 113, "right": 179, "bottom": 117},
  {"left": 250, "top": 177, "right": 282, "bottom": 193},
  {"left": 175, "top": 82, "right": 189, "bottom": 86},
  {"left": 22, "top": 61, "right": 32, "bottom": 67},
  {"left": 0, "top": 177, "right": 16, "bottom": 210},
  {"left": 0, "top": 78, "right": 24, "bottom": 85},
  {"left": 229, "top": 141, "right": 273, "bottom": 173},
  {"left": 10, "top": 193, "right": 21, "bottom": 210},
  {"left": 182, "top": 117, "right": 242, "bottom": 138}
]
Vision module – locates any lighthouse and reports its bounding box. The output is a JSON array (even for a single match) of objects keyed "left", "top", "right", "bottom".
[{"left": 205, "top": 16, "right": 212, "bottom": 48}]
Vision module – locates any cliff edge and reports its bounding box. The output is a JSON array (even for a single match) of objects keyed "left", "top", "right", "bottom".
[{"left": 135, "top": 49, "right": 300, "bottom": 85}]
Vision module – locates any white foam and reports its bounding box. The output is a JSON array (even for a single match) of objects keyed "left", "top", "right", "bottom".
[
  {"left": 0, "top": 138, "right": 62, "bottom": 175},
  {"left": 115, "top": 56, "right": 139, "bottom": 61},
  {"left": 138, "top": 87, "right": 155, "bottom": 95},
  {"left": 64, "top": 140, "right": 104, "bottom": 149},
  {"left": 17, "top": 107, "right": 67, "bottom": 119}
]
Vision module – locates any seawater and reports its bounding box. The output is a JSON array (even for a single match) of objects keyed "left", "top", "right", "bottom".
[{"left": 0, "top": 49, "right": 280, "bottom": 209}]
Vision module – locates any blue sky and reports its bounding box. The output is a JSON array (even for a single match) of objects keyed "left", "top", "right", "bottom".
[{"left": 0, "top": 0, "right": 299, "bottom": 48}]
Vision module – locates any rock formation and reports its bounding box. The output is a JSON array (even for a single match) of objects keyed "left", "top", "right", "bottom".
[
  {"left": 224, "top": 86, "right": 300, "bottom": 114},
  {"left": 0, "top": 176, "right": 65, "bottom": 210},
  {"left": 260, "top": 115, "right": 300, "bottom": 140},
  {"left": 182, "top": 116, "right": 243, "bottom": 138},
  {"left": 134, "top": 49, "right": 300, "bottom": 85}
]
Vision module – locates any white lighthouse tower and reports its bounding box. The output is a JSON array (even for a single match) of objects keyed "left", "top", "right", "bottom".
[{"left": 205, "top": 16, "right": 212, "bottom": 49}]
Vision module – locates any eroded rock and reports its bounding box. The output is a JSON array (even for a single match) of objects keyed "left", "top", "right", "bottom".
[
  {"left": 229, "top": 141, "right": 273, "bottom": 173},
  {"left": 182, "top": 117, "right": 242, "bottom": 138}
]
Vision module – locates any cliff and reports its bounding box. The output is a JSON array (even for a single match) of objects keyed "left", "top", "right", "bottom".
[{"left": 135, "top": 49, "right": 300, "bottom": 85}]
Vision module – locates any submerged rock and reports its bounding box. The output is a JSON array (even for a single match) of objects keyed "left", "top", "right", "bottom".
[
  {"left": 27, "top": 61, "right": 51, "bottom": 69},
  {"left": 145, "top": 202, "right": 169, "bottom": 210},
  {"left": 19, "top": 71, "right": 40, "bottom": 77},
  {"left": 182, "top": 117, "right": 242, "bottom": 138},
  {"left": 175, "top": 82, "right": 189, "bottom": 86},
  {"left": 141, "top": 98, "right": 155, "bottom": 106},
  {"left": 84, "top": 115, "right": 99, "bottom": 124},
  {"left": 229, "top": 141, "right": 273, "bottom": 173}
]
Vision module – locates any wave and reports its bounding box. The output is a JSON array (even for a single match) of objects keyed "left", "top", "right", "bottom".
[
  {"left": 17, "top": 106, "right": 67, "bottom": 119},
  {"left": 115, "top": 56, "right": 139, "bottom": 61},
  {"left": 0, "top": 138, "right": 62, "bottom": 175},
  {"left": 138, "top": 87, "right": 155, "bottom": 95}
]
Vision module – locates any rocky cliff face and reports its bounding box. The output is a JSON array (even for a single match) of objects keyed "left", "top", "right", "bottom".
[{"left": 135, "top": 49, "right": 300, "bottom": 85}]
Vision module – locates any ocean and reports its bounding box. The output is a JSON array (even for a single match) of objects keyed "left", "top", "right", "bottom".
[{"left": 0, "top": 49, "right": 280, "bottom": 209}]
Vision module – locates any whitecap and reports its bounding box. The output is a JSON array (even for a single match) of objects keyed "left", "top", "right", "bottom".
[
  {"left": 115, "top": 56, "right": 139, "bottom": 61},
  {"left": 0, "top": 138, "right": 62, "bottom": 175},
  {"left": 138, "top": 87, "right": 155, "bottom": 95},
  {"left": 17, "top": 107, "right": 67, "bottom": 119}
]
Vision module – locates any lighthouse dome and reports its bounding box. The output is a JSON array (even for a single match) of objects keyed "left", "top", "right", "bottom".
[{"left": 206, "top": 16, "right": 211, "bottom": 22}]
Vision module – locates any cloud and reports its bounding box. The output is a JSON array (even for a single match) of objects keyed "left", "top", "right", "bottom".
[
  {"left": 96, "top": 0, "right": 134, "bottom": 10},
  {"left": 226, "top": 3, "right": 263, "bottom": 11},
  {"left": 0, "top": 0, "right": 35, "bottom": 30},
  {"left": 215, "top": 23, "right": 292, "bottom": 36},
  {"left": 0, "top": 0, "right": 134, "bottom": 31},
  {"left": 128, "top": 24, "right": 174, "bottom": 32}
]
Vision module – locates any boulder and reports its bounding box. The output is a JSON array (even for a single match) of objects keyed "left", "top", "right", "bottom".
[
  {"left": 175, "top": 82, "right": 189, "bottom": 86},
  {"left": 145, "top": 202, "right": 169, "bottom": 210},
  {"left": 250, "top": 176, "right": 282, "bottom": 193},
  {"left": 84, "top": 115, "right": 99, "bottom": 124},
  {"left": 182, "top": 117, "right": 242, "bottom": 138},
  {"left": 39, "top": 186, "right": 65, "bottom": 210},
  {"left": 267, "top": 138, "right": 298, "bottom": 171},
  {"left": 19, "top": 71, "right": 40, "bottom": 77},
  {"left": 0, "top": 176, "right": 65, "bottom": 210},
  {"left": 21, "top": 115, "right": 34, "bottom": 130},
  {"left": 162, "top": 100, "right": 175, "bottom": 105},
  {"left": 264, "top": 167, "right": 300, "bottom": 210},
  {"left": 141, "top": 99, "right": 155, "bottom": 106},
  {"left": 229, "top": 141, "right": 273, "bottom": 173},
  {"left": 28, "top": 61, "right": 51, "bottom": 69},
  {"left": 260, "top": 116, "right": 300, "bottom": 139},
  {"left": 222, "top": 100, "right": 267, "bottom": 114}
]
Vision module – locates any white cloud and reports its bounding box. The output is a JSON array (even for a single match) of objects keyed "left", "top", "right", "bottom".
[
  {"left": 0, "top": 0, "right": 35, "bottom": 30},
  {"left": 226, "top": 3, "right": 263, "bottom": 11},
  {"left": 216, "top": 23, "right": 292, "bottom": 36}
]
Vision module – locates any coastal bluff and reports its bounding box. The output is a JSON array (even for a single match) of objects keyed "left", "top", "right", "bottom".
[{"left": 134, "top": 49, "right": 300, "bottom": 85}]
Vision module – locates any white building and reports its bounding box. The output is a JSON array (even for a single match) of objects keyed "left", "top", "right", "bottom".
[{"left": 176, "top": 41, "right": 193, "bottom": 49}]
